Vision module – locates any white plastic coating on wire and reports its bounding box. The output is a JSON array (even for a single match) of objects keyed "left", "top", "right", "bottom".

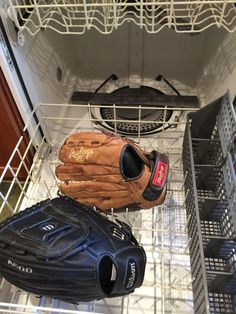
[
  {"left": 0, "top": 120, "right": 45, "bottom": 216},
  {"left": 113, "top": 103, "right": 117, "bottom": 134},
  {"left": 0, "top": 302, "right": 100, "bottom": 314},
  {"left": 137, "top": 105, "right": 141, "bottom": 142},
  {"left": 6, "top": 0, "right": 236, "bottom": 36}
]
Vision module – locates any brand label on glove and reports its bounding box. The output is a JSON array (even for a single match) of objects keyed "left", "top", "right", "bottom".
[
  {"left": 152, "top": 161, "right": 168, "bottom": 187},
  {"left": 109, "top": 226, "right": 127, "bottom": 241},
  {"left": 8, "top": 259, "right": 33, "bottom": 273},
  {"left": 125, "top": 259, "right": 137, "bottom": 289},
  {"left": 69, "top": 147, "right": 94, "bottom": 162}
]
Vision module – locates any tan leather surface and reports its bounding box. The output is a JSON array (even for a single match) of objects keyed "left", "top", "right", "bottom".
[{"left": 56, "top": 131, "right": 168, "bottom": 211}]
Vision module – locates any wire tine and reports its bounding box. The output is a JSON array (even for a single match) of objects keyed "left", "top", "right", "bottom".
[
  {"left": 182, "top": 170, "right": 188, "bottom": 190},
  {"left": 0, "top": 136, "right": 24, "bottom": 183},
  {"left": 111, "top": 208, "right": 114, "bottom": 221},
  {"left": 184, "top": 237, "right": 191, "bottom": 255},
  {"left": 15, "top": 149, "right": 31, "bottom": 179},
  {"left": 120, "top": 295, "right": 125, "bottom": 314},
  {"left": 13, "top": 187, "right": 29, "bottom": 214},
  {"left": 48, "top": 162, "right": 59, "bottom": 182},
  {"left": 138, "top": 233, "right": 142, "bottom": 245},
  {"left": 125, "top": 207, "right": 129, "bottom": 222},
  {"left": 8, "top": 177, "right": 26, "bottom": 201},
  {"left": 182, "top": 189, "right": 190, "bottom": 205},
  {"left": 113, "top": 103, "right": 117, "bottom": 134},
  {"left": 88, "top": 300, "right": 95, "bottom": 312},
  {"left": 0, "top": 192, "right": 14, "bottom": 215},
  {"left": 44, "top": 180, "right": 52, "bottom": 199},
  {"left": 161, "top": 106, "right": 167, "bottom": 145},
  {"left": 138, "top": 105, "right": 141, "bottom": 143},
  {"left": 0, "top": 166, "right": 26, "bottom": 212},
  {"left": 87, "top": 103, "right": 93, "bottom": 131}
]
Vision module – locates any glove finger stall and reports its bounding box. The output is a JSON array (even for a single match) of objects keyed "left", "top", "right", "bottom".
[
  {"left": 59, "top": 181, "right": 127, "bottom": 192},
  {"left": 60, "top": 185, "right": 131, "bottom": 198},
  {"left": 56, "top": 164, "right": 122, "bottom": 183}
]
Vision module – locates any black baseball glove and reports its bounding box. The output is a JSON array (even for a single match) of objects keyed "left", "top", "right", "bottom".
[{"left": 0, "top": 196, "right": 146, "bottom": 303}]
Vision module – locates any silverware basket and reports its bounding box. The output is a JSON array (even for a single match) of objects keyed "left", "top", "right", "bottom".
[{"left": 183, "top": 93, "right": 236, "bottom": 314}]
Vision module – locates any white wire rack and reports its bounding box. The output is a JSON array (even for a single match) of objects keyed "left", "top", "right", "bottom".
[
  {"left": 0, "top": 102, "right": 197, "bottom": 313},
  {"left": 5, "top": 0, "right": 236, "bottom": 36}
]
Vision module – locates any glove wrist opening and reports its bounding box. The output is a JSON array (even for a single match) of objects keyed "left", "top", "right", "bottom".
[{"left": 99, "top": 255, "right": 116, "bottom": 295}]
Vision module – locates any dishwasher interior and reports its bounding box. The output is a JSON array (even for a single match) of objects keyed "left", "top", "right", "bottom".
[{"left": 0, "top": 1, "right": 236, "bottom": 313}]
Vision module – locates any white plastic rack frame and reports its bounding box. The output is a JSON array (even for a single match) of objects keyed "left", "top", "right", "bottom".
[
  {"left": 5, "top": 0, "right": 236, "bottom": 37},
  {"left": 0, "top": 103, "right": 196, "bottom": 313}
]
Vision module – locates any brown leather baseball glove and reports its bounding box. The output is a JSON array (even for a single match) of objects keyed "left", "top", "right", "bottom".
[{"left": 56, "top": 131, "right": 169, "bottom": 212}]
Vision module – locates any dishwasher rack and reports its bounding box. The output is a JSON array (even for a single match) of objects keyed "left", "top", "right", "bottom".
[
  {"left": 183, "top": 93, "right": 236, "bottom": 314},
  {"left": 5, "top": 0, "right": 236, "bottom": 40},
  {"left": 0, "top": 102, "right": 195, "bottom": 313}
]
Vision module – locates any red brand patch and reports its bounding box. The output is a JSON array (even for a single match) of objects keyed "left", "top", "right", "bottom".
[{"left": 152, "top": 161, "right": 168, "bottom": 187}]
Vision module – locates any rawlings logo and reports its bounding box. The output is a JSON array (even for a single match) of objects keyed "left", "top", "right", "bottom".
[
  {"left": 152, "top": 161, "right": 168, "bottom": 187},
  {"left": 8, "top": 260, "right": 33, "bottom": 273},
  {"left": 69, "top": 147, "right": 94, "bottom": 162}
]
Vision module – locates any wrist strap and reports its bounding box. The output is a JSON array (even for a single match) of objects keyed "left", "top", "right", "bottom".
[{"left": 142, "top": 151, "right": 169, "bottom": 202}]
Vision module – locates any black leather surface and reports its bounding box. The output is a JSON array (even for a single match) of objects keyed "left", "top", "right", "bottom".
[
  {"left": 0, "top": 197, "right": 146, "bottom": 302},
  {"left": 121, "top": 145, "right": 144, "bottom": 180}
]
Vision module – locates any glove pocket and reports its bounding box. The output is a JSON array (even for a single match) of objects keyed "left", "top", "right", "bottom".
[{"left": 120, "top": 144, "right": 146, "bottom": 181}]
